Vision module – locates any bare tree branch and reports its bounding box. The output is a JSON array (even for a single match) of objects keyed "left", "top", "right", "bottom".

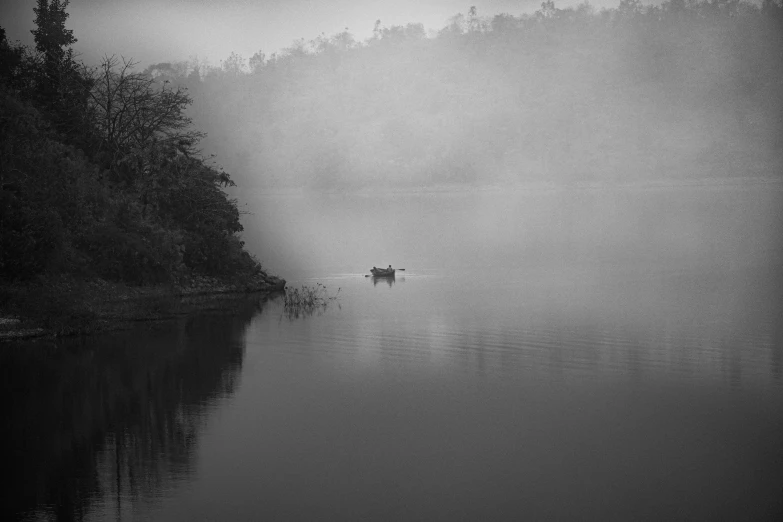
[{"left": 86, "top": 56, "right": 204, "bottom": 159}]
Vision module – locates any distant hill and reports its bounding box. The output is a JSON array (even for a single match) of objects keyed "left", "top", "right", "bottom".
[{"left": 146, "top": 1, "right": 783, "bottom": 191}]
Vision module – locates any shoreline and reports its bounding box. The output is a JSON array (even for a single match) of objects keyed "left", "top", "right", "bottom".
[
  {"left": 0, "top": 273, "right": 286, "bottom": 342},
  {"left": 241, "top": 176, "right": 783, "bottom": 198}
]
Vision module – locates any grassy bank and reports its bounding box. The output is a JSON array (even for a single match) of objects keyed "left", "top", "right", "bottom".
[{"left": 0, "top": 272, "right": 285, "bottom": 340}]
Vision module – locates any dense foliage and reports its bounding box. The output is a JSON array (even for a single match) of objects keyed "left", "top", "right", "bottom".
[
  {"left": 0, "top": 3, "right": 261, "bottom": 286},
  {"left": 152, "top": 0, "right": 783, "bottom": 190}
]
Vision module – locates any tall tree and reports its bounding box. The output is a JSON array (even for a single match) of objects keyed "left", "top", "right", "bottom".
[
  {"left": 30, "top": 0, "right": 77, "bottom": 104},
  {"left": 31, "top": 0, "right": 76, "bottom": 62},
  {"left": 0, "top": 26, "right": 25, "bottom": 87},
  {"left": 29, "top": 0, "right": 92, "bottom": 145}
]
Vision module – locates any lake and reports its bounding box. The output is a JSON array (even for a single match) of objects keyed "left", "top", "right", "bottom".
[{"left": 3, "top": 185, "right": 783, "bottom": 520}]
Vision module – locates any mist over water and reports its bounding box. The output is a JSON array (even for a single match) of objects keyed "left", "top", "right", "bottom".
[
  {"left": 241, "top": 185, "right": 783, "bottom": 391},
  {"left": 4, "top": 185, "right": 782, "bottom": 520},
  {"left": 242, "top": 185, "right": 783, "bottom": 280},
  {"left": 4, "top": 2, "right": 783, "bottom": 520}
]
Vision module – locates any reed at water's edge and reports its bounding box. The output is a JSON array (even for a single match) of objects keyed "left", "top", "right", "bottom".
[{"left": 282, "top": 283, "right": 340, "bottom": 319}]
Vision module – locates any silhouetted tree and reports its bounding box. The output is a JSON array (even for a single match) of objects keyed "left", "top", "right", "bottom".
[
  {"left": 28, "top": 0, "right": 92, "bottom": 144},
  {"left": 0, "top": 27, "right": 25, "bottom": 88},
  {"left": 31, "top": 0, "right": 75, "bottom": 61},
  {"left": 31, "top": 0, "right": 76, "bottom": 101},
  {"left": 87, "top": 56, "right": 203, "bottom": 161}
]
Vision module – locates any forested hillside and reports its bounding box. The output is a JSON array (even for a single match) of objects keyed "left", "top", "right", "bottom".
[
  {"left": 151, "top": 0, "right": 783, "bottom": 190},
  {"left": 1, "top": 1, "right": 270, "bottom": 332}
]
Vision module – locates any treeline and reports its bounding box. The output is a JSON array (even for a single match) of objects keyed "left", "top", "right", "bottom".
[
  {"left": 1, "top": 308, "right": 254, "bottom": 518},
  {"left": 0, "top": 1, "right": 263, "bottom": 289},
  {"left": 152, "top": 0, "right": 783, "bottom": 189}
]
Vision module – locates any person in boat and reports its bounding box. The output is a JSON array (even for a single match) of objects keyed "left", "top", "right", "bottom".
[{"left": 387, "top": 265, "right": 393, "bottom": 271}]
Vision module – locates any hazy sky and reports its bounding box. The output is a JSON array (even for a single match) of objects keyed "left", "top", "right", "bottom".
[{"left": 1, "top": 0, "right": 620, "bottom": 67}]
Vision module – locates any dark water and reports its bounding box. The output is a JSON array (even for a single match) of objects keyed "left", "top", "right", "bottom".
[{"left": 3, "top": 186, "right": 783, "bottom": 521}]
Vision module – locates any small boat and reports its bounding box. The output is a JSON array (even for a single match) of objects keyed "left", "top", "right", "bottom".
[{"left": 370, "top": 267, "right": 395, "bottom": 277}]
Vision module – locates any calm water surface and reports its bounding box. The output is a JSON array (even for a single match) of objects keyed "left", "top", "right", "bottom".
[{"left": 4, "top": 187, "right": 783, "bottom": 521}]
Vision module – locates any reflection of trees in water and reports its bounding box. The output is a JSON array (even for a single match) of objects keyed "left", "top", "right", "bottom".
[
  {"left": 415, "top": 312, "right": 781, "bottom": 387},
  {"left": 1, "top": 297, "right": 265, "bottom": 521},
  {"left": 411, "top": 268, "right": 783, "bottom": 385}
]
